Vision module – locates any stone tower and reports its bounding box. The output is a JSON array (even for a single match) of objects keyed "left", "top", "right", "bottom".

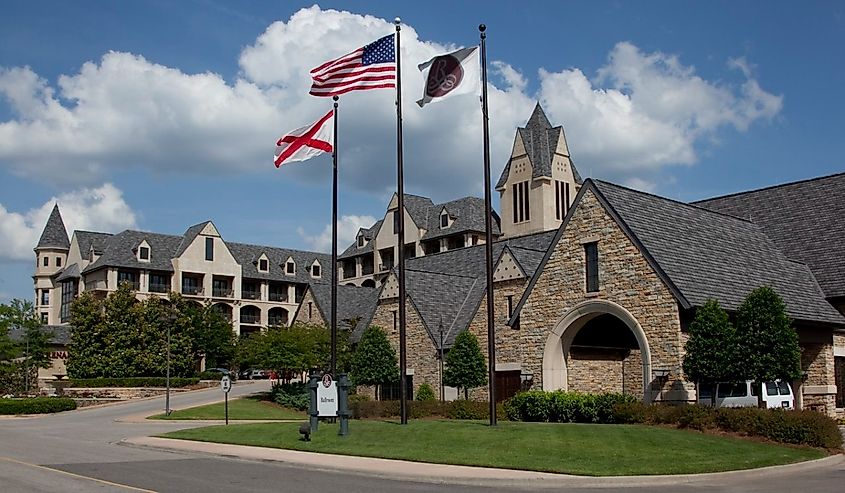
[
  {"left": 496, "top": 104, "right": 582, "bottom": 238},
  {"left": 33, "top": 204, "right": 69, "bottom": 325}
]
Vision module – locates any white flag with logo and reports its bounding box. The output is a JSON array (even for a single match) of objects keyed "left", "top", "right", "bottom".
[{"left": 416, "top": 47, "right": 480, "bottom": 108}]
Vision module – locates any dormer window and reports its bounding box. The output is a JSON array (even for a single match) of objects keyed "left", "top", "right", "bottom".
[
  {"left": 357, "top": 234, "right": 365, "bottom": 248},
  {"left": 258, "top": 258, "right": 268, "bottom": 272},
  {"left": 440, "top": 212, "right": 449, "bottom": 228},
  {"left": 311, "top": 262, "right": 321, "bottom": 278},
  {"left": 285, "top": 260, "right": 296, "bottom": 275},
  {"left": 139, "top": 246, "right": 150, "bottom": 261}
]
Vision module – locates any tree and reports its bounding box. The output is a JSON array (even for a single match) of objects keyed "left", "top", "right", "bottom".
[
  {"left": 683, "top": 299, "right": 741, "bottom": 406},
  {"left": 734, "top": 286, "right": 802, "bottom": 408},
  {"left": 350, "top": 326, "right": 398, "bottom": 400},
  {"left": 67, "top": 292, "right": 107, "bottom": 378},
  {"left": 443, "top": 330, "right": 487, "bottom": 399},
  {"left": 0, "top": 299, "right": 52, "bottom": 394}
]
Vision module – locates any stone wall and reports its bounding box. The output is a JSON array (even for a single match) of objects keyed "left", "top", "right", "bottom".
[
  {"left": 515, "top": 189, "right": 690, "bottom": 401},
  {"left": 801, "top": 341, "right": 836, "bottom": 415},
  {"left": 292, "top": 290, "right": 326, "bottom": 326}
]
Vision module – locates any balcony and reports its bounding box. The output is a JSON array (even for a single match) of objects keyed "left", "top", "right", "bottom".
[
  {"left": 268, "top": 292, "right": 287, "bottom": 302},
  {"left": 117, "top": 280, "right": 140, "bottom": 291},
  {"left": 268, "top": 316, "right": 286, "bottom": 326},
  {"left": 212, "top": 287, "right": 233, "bottom": 298},
  {"left": 242, "top": 290, "right": 261, "bottom": 300},
  {"left": 149, "top": 283, "right": 171, "bottom": 294},
  {"left": 182, "top": 285, "right": 203, "bottom": 296},
  {"left": 240, "top": 314, "right": 260, "bottom": 324},
  {"left": 87, "top": 280, "right": 109, "bottom": 291}
]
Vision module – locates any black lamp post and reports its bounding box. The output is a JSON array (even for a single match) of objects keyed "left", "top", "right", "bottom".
[
  {"left": 163, "top": 310, "right": 177, "bottom": 416},
  {"left": 438, "top": 319, "right": 445, "bottom": 402}
]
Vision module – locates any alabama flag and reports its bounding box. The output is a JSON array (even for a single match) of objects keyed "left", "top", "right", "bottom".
[
  {"left": 274, "top": 110, "right": 334, "bottom": 167},
  {"left": 416, "top": 47, "right": 480, "bottom": 108}
]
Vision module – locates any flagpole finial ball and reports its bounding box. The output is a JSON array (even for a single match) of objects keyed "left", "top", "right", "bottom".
[
  {"left": 479, "top": 24, "right": 486, "bottom": 33},
  {"left": 333, "top": 95, "right": 339, "bottom": 102},
  {"left": 394, "top": 17, "right": 401, "bottom": 25}
]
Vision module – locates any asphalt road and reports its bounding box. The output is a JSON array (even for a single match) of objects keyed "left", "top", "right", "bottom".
[{"left": 1, "top": 382, "right": 843, "bottom": 492}]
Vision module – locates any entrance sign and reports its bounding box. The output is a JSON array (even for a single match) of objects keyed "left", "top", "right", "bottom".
[
  {"left": 221, "top": 375, "right": 231, "bottom": 393},
  {"left": 317, "top": 373, "right": 338, "bottom": 417}
]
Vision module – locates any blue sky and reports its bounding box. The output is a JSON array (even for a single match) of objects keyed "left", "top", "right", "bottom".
[{"left": 1, "top": 1, "right": 843, "bottom": 303}]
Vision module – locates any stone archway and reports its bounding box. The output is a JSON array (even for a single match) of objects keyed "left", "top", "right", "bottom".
[{"left": 542, "top": 299, "right": 652, "bottom": 402}]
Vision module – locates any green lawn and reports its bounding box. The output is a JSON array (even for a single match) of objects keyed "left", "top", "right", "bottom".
[
  {"left": 149, "top": 397, "right": 304, "bottom": 420},
  {"left": 160, "top": 420, "right": 826, "bottom": 475}
]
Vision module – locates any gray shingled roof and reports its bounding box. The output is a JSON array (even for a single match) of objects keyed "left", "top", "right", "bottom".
[
  {"left": 55, "top": 263, "right": 80, "bottom": 282},
  {"left": 599, "top": 181, "right": 843, "bottom": 325},
  {"left": 305, "top": 283, "right": 380, "bottom": 341},
  {"left": 74, "top": 231, "right": 112, "bottom": 256},
  {"left": 82, "top": 230, "right": 182, "bottom": 274},
  {"left": 36, "top": 205, "right": 70, "bottom": 250},
  {"left": 421, "top": 196, "right": 501, "bottom": 241},
  {"left": 402, "top": 229, "right": 556, "bottom": 348},
  {"left": 9, "top": 325, "right": 71, "bottom": 346},
  {"left": 402, "top": 194, "right": 435, "bottom": 229},
  {"left": 174, "top": 222, "right": 208, "bottom": 257},
  {"left": 509, "top": 180, "right": 845, "bottom": 328},
  {"left": 495, "top": 103, "right": 583, "bottom": 189},
  {"left": 693, "top": 172, "right": 845, "bottom": 300},
  {"left": 339, "top": 220, "right": 382, "bottom": 259},
  {"left": 228, "top": 242, "right": 331, "bottom": 284}
]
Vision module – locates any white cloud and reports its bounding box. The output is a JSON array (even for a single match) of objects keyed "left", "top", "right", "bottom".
[
  {"left": 298, "top": 214, "right": 377, "bottom": 253},
  {"left": 0, "top": 7, "right": 782, "bottom": 197},
  {"left": 0, "top": 183, "right": 137, "bottom": 261}
]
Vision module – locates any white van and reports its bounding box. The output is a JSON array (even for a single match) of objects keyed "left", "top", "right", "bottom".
[{"left": 697, "top": 380, "right": 794, "bottom": 409}]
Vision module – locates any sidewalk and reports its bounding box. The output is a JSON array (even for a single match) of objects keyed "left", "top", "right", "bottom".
[{"left": 123, "top": 435, "right": 845, "bottom": 489}]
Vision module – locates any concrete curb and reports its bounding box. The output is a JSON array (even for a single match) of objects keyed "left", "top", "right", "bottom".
[{"left": 122, "top": 436, "right": 844, "bottom": 489}]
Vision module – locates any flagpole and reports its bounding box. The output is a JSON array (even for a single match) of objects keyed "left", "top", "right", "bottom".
[
  {"left": 395, "top": 17, "right": 408, "bottom": 425},
  {"left": 479, "top": 24, "right": 497, "bottom": 426},
  {"left": 331, "top": 95, "right": 339, "bottom": 377}
]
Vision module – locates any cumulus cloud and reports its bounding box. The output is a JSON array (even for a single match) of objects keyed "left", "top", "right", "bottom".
[
  {"left": 298, "top": 214, "right": 377, "bottom": 253},
  {"left": 0, "top": 183, "right": 137, "bottom": 261},
  {"left": 0, "top": 6, "right": 782, "bottom": 197}
]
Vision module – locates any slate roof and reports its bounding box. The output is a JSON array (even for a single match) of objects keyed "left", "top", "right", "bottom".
[
  {"left": 82, "top": 230, "right": 182, "bottom": 274},
  {"left": 304, "top": 283, "right": 380, "bottom": 341},
  {"left": 402, "top": 230, "right": 556, "bottom": 349},
  {"left": 495, "top": 103, "right": 583, "bottom": 189},
  {"left": 9, "top": 325, "right": 71, "bottom": 346},
  {"left": 339, "top": 220, "right": 382, "bottom": 259},
  {"left": 55, "top": 263, "right": 80, "bottom": 281},
  {"left": 74, "top": 231, "right": 112, "bottom": 256},
  {"left": 175, "top": 222, "right": 208, "bottom": 257},
  {"left": 403, "top": 194, "right": 436, "bottom": 229},
  {"left": 693, "top": 172, "right": 845, "bottom": 300},
  {"left": 510, "top": 180, "right": 844, "bottom": 327},
  {"left": 421, "top": 196, "right": 501, "bottom": 241},
  {"left": 36, "top": 205, "right": 70, "bottom": 250},
  {"left": 228, "top": 242, "right": 331, "bottom": 284}
]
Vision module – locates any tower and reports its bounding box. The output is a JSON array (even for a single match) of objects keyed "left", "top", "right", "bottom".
[
  {"left": 496, "top": 104, "right": 582, "bottom": 238},
  {"left": 33, "top": 204, "right": 69, "bottom": 325}
]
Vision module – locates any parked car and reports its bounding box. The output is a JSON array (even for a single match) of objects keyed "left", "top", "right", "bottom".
[
  {"left": 238, "top": 368, "right": 253, "bottom": 380},
  {"left": 250, "top": 369, "right": 270, "bottom": 380},
  {"left": 697, "top": 380, "right": 794, "bottom": 409}
]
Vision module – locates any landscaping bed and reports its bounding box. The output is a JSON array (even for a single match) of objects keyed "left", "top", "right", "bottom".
[
  {"left": 0, "top": 397, "right": 77, "bottom": 415},
  {"left": 149, "top": 396, "right": 303, "bottom": 420}
]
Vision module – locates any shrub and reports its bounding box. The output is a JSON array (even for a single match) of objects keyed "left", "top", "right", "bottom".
[
  {"left": 0, "top": 397, "right": 77, "bottom": 415},
  {"left": 611, "top": 401, "right": 648, "bottom": 424},
  {"left": 69, "top": 377, "right": 199, "bottom": 388},
  {"left": 676, "top": 404, "right": 715, "bottom": 431},
  {"left": 505, "top": 390, "right": 635, "bottom": 423},
  {"left": 447, "top": 399, "right": 489, "bottom": 420},
  {"left": 270, "top": 382, "right": 309, "bottom": 411},
  {"left": 415, "top": 383, "right": 436, "bottom": 401},
  {"left": 715, "top": 407, "right": 842, "bottom": 449}
]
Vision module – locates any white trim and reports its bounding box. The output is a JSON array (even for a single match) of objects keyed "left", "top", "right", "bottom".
[
  {"left": 496, "top": 362, "right": 521, "bottom": 371},
  {"left": 804, "top": 385, "right": 837, "bottom": 395},
  {"left": 834, "top": 346, "right": 845, "bottom": 357}
]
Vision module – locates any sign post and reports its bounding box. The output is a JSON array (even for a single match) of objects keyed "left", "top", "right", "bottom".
[{"left": 221, "top": 375, "right": 231, "bottom": 425}]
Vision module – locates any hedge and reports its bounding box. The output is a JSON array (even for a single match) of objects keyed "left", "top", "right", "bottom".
[
  {"left": 68, "top": 377, "right": 199, "bottom": 388},
  {"left": 349, "top": 399, "right": 504, "bottom": 420},
  {"left": 503, "top": 390, "right": 637, "bottom": 423},
  {"left": 271, "top": 382, "right": 309, "bottom": 411},
  {"left": 0, "top": 397, "right": 77, "bottom": 415},
  {"left": 612, "top": 402, "right": 842, "bottom": 449}
]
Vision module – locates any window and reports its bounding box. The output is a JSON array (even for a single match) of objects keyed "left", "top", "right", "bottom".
[
  {"left": 182, "top": 276, "right": 200, "bottom": 295},
  {"left": 40, "top": 289, "right": 50, "bottom": 305},
  {"left": 311, "top": 263, "right": 321, "bottom": 278},
  {"left": 393, "top": 210, "right": 400, "bottom": 232},
  {"left": 149, "top": 273, "right": 170, "bottom": 293},
  {"left": 507, "top": 294, "right": 520, "bottom": 330},
  {"left": 139, "top": 246, "right": 150, "bottom": 261},
  {"left": 118, "top": 270, "right": 138, "bottom": 290},
  {"left": 440, "top": 212, "right": 449, "bottom": 228},
  {"left": 357, "top": 235, "right": 365, "bottom": 247},
  {"left": 41, "top": 313, "right": 48, "bottom": 323},
  {"left": 717, "top": 383, "right": 747, "bottom": 398},
  {"left": 380, "top": 375, "right": 413, "bottom": 401},
  {"left": 60, "top": 281, "right": 77, "bottom": 323},
  {"left": 555, "top": 180, "right": 570, "bottom": 220},
  {"left": 43, "top": 256, "right": 49, "bottom": 267},
  {"left": 286, "top": 261, "right": 295, "bottom": 275},
  {"left": 56, "top": 257, "right": 62, "bottom": 267},
  {"left": 308, "top": 302, "right": 313, "bottom": 320},
  {"left": 584, "top": 242, "right": 599, "bottom": 292},
  {"left": 512, "top": 180, "right": 530, "bottom": 223},
  {"left": 258, "top": 258, "right": 268, "bottom": 272},
  {"left": 766, "top": 382, "right": 779, "bottom": 396},
  {"left": 205, "top": 237, "right": 214, "bottom": 261},
  {"left": 392, "top": 310, "right": 397, "bottom": 333}
]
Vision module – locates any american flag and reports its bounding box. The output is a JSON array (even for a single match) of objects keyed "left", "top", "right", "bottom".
[{"left": 310, "top": 34, "right": 396, "bottom": 97}]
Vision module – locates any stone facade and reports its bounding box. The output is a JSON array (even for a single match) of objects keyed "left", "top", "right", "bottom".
[
  {"left": 801, "top": 340, "right": 837, "bottom": 415},
  {"left": 516, "top": 189, "right": 690, "bottom": 402},
  {"left": 294, "top": 289, "right": 326, "bottom": 326}
]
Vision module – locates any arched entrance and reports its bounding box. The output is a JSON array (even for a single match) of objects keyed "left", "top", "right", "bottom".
[{"left": 542, "top": 299, "right": 652, "bottom": 402}]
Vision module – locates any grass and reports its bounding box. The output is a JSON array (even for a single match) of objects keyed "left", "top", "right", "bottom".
[
  {"left": 160, "top": 420, "right": 826, "bottom": 476},
  {"left": 149, "top": 396, "right": 304, "bottom": 420}
]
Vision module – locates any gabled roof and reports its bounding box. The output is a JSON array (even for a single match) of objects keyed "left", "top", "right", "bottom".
[
  {"left": 82, "top": 230, "right": 182, "bottom": 274},
  {"left": 495, "top": 103, "right": 583, "bottom": 189},
  {"left": 401, "top": 194, "right": 436, "bottom": 228},
  {"left": 36, "top": 204, "right": 70, "bottom": 250},
  {"left": 421, "top": 196, "right": 501, "bottom": 241},
  {"left": 303, "top": 283, "right": 380, "bottom": 342},
  {"left": 509, "top": 180, "right": 845, "bottom": 327},
  {"left": 174, "top": 222, "right": 210, "bottom": 257},
  {"left": 228, "top": 242, "right": 331, "bottom": 283},
  {"left": 55, "top": 263, "right": 80, "bottom": 282},
  {"left": 339, "top": 219, "right": 382, "bottom": 259},
  {"left": 693, "top": 172, "right": 845, "bottom": 299},
  {"left": 74, "top": 231, "right": 112, "bottom": 256}
]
